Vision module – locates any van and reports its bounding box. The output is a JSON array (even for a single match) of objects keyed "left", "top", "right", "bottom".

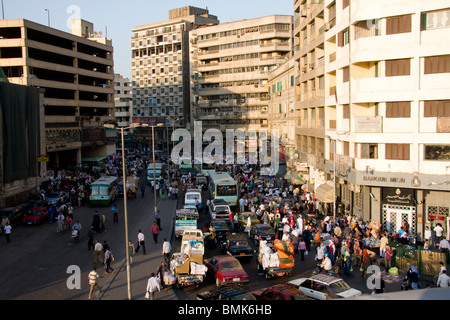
[{"left": 184, "top": 190, "right": 202, "bottom": 208}]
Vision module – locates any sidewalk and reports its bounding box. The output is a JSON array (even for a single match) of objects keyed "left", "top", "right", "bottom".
[{"left": 95, "top": 194, "right": 180, "bottom": 300}]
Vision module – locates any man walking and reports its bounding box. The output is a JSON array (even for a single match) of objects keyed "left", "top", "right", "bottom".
[
  {"left": 93, "top": 240, "right": 104, "bottom": 265},
  {"left": 162, "top": 238, "right": 172, "bottom": 265},
  {"left": 151, "top": 221, "right": 160, "bottom": 244},
  {"left": 88, "top": 267, "right": 102, "bottom": 300},
  {"left": 136, "top": 230, "right": 146, "bottom": 255}
]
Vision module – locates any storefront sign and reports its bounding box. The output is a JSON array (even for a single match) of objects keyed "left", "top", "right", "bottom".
[{"left": 382, "top": 187, "right": 415, "bottom": 206}]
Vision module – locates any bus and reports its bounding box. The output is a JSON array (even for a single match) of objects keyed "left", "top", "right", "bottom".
[
  {"left": 82, "top": 157, "right": 107, "bottom": 171},
  {"left": 178, "top": 156, "right": 192, "bottom": 174},
  {"left": 194, "top": 157, "right": 216, "bottom": 176},
  {"left": 89, "top": 176, "right": 119, "bottom": 206},
  {"left": 147, "top": 162, "right": 163, "bottom": 184},
  {"left": 208, "top": 171, "right": 238, "bottom": 207}
]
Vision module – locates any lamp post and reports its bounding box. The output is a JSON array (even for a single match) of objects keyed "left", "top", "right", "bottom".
[
  {"left": 167, "top": 116, "right": 183, "bottom": 156},
  {"left": 104, "top": 122, "right": 148, "bottom": 300},
  {"left": 151, "top": 123, "right": 163, "bottom": 218}
]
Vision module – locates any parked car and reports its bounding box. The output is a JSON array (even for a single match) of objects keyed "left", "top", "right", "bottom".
[
  {"left": 204, "top": 255, "right": 249, "bottom": 287},
  {"left": 19, "top": 199, "right": 47, "bottom": 215},
  {"left": 45, "top": 191, "right": 68, "bottom": 206},
  {"left": 222, "top": 233, "right": 253, "bottom": 258},
  {"left": 197, "top": 285, "right": 256, "bottom": 301},
  {"left": 251, "top": 284, "right": 309, "bottom": 300},
  {"left": 236, "top": 211, "right": 259, "bottom": 230},
  {"left": 0, "top": 206, "right": 24, "bottom": 226},
  {"left": 22, "top": 206, "right": 49, "bottom": 225},
  {"left": 249, "top": 224, "right": 277, "bottom": 246},
  {"left": 287, "top": 274, "right": 362, "bottom": 300}
]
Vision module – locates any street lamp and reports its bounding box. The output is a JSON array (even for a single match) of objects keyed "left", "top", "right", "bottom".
[
  {"left": 167, "top": 116, "right": 183, "bottom": 155},
  {"left": 150, "top": 123, "right": 164, "bottom": 218},
  {"left": 104, "top": 122, "right": 148, "bottom": 300}
]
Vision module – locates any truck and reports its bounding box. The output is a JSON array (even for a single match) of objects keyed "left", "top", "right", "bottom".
[
  {"left": 170, "top": 229, "right": 207, "bottom": 289},
  {"left": 174, "top": 208, "right": 199, "bottom": 238},
  {"left": 257, "top": 239, "right": 295, "bottom": 279},
  {"left": 126, "top": 176, "right": 139, "bottom": 198}
]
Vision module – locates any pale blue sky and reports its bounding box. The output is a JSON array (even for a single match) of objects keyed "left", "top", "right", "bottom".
[{"left": 2, "top": 0, "right": 294, "bottom": 78}]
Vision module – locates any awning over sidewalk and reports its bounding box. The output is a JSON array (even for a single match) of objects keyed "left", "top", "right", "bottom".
[{"left": 314, "top": 183, "right": 334, "bottom": 203}]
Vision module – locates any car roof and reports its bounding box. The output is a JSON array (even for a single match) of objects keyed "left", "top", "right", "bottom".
[
  {"left": 266, "top": 284, "right": 304, "bottom": 295},
  {"left": 228, "top": 233, "right": 247, "bottom": 240},
  {"left": 213, "top": 255, "right": 239, "bottom": 262},
  {"left": 306, "top": 274, "right": 342, "bottom": 285}
]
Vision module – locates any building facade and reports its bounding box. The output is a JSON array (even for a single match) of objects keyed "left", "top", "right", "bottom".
[
  {"left": 321, "top": 0, "right": 450, "bottom": 240},
  {"left": 190, "top": 15, "right": 293, "bottom": 134},
  {"left": 0, "top": 19, "right": 115, "bottom": 170},
  {"left": 131, "top": 6, "right": 219, "bottom": 151},
  {"left": 113, "top": 73, "right": 133, "bottom": 128}
]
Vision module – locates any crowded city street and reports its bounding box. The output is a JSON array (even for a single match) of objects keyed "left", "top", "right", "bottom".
[{"left": 0, "top": 150, "right": 448, "bottom": 301}]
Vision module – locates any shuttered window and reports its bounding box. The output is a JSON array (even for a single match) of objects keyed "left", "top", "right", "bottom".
[
  {"left": 424, "top": 55, "right": 450, "bottom": 74},
  {"left": 343, "top": 66, "right": 349, "bottom": 82},
  {"left": 386, "top": 144, "right": 410, "bottom": 160},
  {"left": 386, "top": 101, "right": 411, "bottom": 118},
  {"left": 386, "top": 15, "right": 412, "bottom": 35},
  {"left": 343, "top": 104, "right": 350, "bottom": 119},
  {"left": 424, "top": 100, "right": 450, "bottom": 117},
  {"left": 386, "top": 59, "right": 410, "bottom": 76}
]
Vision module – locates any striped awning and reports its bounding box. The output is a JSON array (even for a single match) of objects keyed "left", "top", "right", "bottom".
[{"left": 314, "top": 183, "right": 334, "bottom": 203}]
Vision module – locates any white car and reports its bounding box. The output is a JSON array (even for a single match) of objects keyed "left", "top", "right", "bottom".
[
  {"left": 208, "top": 200, "right": 231, "bottom": 220},
  {"left": 287, "top": 274, "right": 362, "bottom": 300},
  {"left": 185, "top": 190, "right": 202, "bottom": 208}
]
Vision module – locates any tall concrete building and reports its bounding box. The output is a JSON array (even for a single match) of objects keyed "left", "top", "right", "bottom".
[
  {"left": 190, "top": 15, "right": 293, "bottom": 133},
  {"left": 113, "top": 73, "right": 133, "bottom": 129},
  {"left": 292, "top": 0, "right": 450, "bottom": 239},
  {"left": 292, "top": 0, "right": 327, "bottom": 199},
  {"left": 131, "top": 6, "right": 219, "bottom": 150},
  {"left": 0, "top": 19, "right": 115, "bottom": 169}
]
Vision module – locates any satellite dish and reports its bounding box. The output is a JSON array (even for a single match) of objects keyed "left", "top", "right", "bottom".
[
  {"left": 98, "top": 31, "right": 103, "bottom": 35},
  {"left": 94, "top": 31, "right": 98, "bottom": 36}
]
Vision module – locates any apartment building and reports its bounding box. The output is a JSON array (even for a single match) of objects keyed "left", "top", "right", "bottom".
[
  {"left": 190, "top": 15, "right": 293, "bottom": 133},
  {"left": 320, "top": 0, "right": 450, "bottom": 239},
  {"left": 113, "top": 73, "right": 133, "bottom": 129},
  {"left": 292, "top": 0, "right": 328, "bottom": 199},
  {"left": 267, "top": 58, "right": 297, "bottom": 171},
  {"left": 0, "top": 19, "right": 115, "bottom": 169},
  {"left": 131, "top": 6, "right": 219, "bottom": 150}
]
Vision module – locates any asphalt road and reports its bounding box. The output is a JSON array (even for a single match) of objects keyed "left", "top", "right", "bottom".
[{"left": 0, "top": 169, "right": 160, "bottom": 300}]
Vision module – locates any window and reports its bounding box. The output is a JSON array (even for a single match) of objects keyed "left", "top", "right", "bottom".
[
  {"left": 386, "top": 101, "right": 411, "bottom": 118},
  {"left": 343, "top": 141, "right": 350, "bottom": 156},
  {"left": 421, "top": 9, "right": 450, "bottom": 31},
  {"left": 424, "top": 55, "right": 450, "bottom": 74},
  {"left": 385, "top": 59, "right": 410, "bottom": 77},
  {"left": 424, "top": 100, "right": 450, "bottom": 117},
  {"left": 338, "top": 28, "right": 349, "bottom": 47},
  {"left": 385, "top": 144, "right": 410, "bottom": 160},
  {"left": 342, "top": 67, "right": 349, "bottom": 82},
  {"left": 386, "top": 15, "right": 412, "bottom": 34},
  {"left": 343, "top": 104, "right": 350, "bottom": 119},
  {"left": 360, "top": 143, "right": 378, "bottom": 159},
  {"left": 424, "top": 145, "right": 450, "bottom": 161}
]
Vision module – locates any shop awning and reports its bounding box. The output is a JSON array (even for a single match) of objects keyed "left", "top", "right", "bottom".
[
  {"left": 285, "top": 171, "right": 306, "bottom": 185},
  {"left": 314, "top": 183, "right": 334, "bottom": 203}
]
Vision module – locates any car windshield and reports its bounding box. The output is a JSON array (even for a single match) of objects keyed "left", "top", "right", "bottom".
[
  {"left": 259, "top": 225, "right": 274, "bottom": 233},
  {"left": 220, "top": 261, "right": 242, "bottom": 271},
  {"left": 213, "top": 221, "right": 228, "bottom": 229},
  {"left": 186, "top": 194, "right": 200, "bottom": 200},
  {"left": 31, "top": 210, "right": 44, "bottom": 215},
  {"left": 215, "top": 207, "right": 229, "bottom": 213},
  {"left": 230, "top": 240, "right": 249, "bottom": 246},
  {"left": 329, "top": 280, "right": 352, "bottom": 293},
  {"left": 232, "top": 293, "right": 256, "bottom": 300}
]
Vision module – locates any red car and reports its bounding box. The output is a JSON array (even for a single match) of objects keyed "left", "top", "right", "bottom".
[
  {"left": 251, "top": 284, "right": 309, "bottom": 301},
  {"left": 22, "top": 207, "right": 49, "bottom": 225},
  {"left": 204, "top": 255, "right": 249, "bottom": 287}
]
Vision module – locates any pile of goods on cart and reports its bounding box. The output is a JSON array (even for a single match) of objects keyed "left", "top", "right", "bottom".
[{"left": 257, "top": 239, "right": 295, "bottom": 279}]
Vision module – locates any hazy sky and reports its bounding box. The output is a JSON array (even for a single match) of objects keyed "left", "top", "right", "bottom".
[{"left": 2, "top": 0, "right": 294, "bottom": 78}]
